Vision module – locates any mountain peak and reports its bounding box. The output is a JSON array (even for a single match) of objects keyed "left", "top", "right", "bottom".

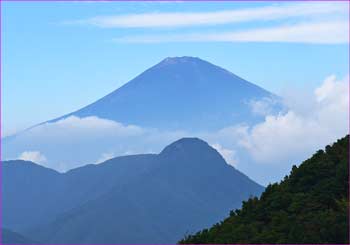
[
  {"left": 162, "top": 56, "right": 201, "bottom": 62},
  {"left": 157, "top": 56, "right": 207, "bottom": 67},
  {"left": 161, "top": 137, "right": 209, "bottom": 153},
  {"left": 43, "top": 55, "right": 277, "bottom": 133},
  {"left": 159, "top": 137, "right": 226, "bottom": 167},
  {"left": 3, "top": 160, "right": 60, "bottom": 174},
  {"left": 169, "top": 137, "right": 208, "bottom": 146}
]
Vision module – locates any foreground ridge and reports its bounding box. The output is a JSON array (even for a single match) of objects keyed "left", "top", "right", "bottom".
[{"left": 179, "top": 135, "right": 349, "bottom": 244}]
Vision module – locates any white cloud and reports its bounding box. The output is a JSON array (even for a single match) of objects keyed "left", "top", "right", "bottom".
[
  {"left": 315, "top": 75, "right": 349, "bottom": 104},
  {"left": 49, "top": 116, "right": 142, "bottom": 134},
  {"left": 211, "top": 143, "right": 237, "bottom": 167},
  {"left": 95, "top": 152, "right": 115, "bottom": 164},
  {"left": 29, "top": 116, "right": 144, "bottom": 139},
  {"left": 4, "top": 116, "right": 187, "bottom": 171},
  {"left": 74, "top": 3, "right": 346, "bottom": 28},
  {"left": 238, "top": 111, "right": 324, "bottom": 163},
  {"left": 18, "top": 151, "right": 47, "bottom": 164},
  {"left": 63, "top": 2, "right": 348, "bottom": 45},
  {"left": 247, "top": 96, "right": 283, "bottom": 116},
  {"left": 238, "top": 75, "right": 349, "bottom": 164},
  {"left": 114, "top": 20, "right": 348, "bottom": 44}
]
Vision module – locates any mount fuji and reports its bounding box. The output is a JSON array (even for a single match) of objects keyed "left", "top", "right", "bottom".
[{"left": 3, "top": 57, "right": 283, "bottom": 172}]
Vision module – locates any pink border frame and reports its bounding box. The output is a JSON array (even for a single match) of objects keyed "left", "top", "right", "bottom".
[{"left": 0, "top": 0, "right": 349, "bottom": 244}]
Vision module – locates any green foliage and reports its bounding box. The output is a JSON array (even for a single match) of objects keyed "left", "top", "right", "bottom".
[{"left": 179, "top": 135, "right": 349, "bottom": 244}]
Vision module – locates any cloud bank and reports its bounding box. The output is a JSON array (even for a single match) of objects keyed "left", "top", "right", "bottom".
[
  {"left": 4, "top": 116, "right": 187, "bottom": 171},
  {"left": 238, "top": 75, "right": 349, "bottom": 164},
  {"left": 35, "top": 116, "right": 144, "bottom": 137}
]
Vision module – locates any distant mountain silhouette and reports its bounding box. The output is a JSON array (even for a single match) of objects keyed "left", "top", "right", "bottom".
[
  {"left": 3, "top": 138, "right": 263, "bottom": 244},
  {"left": 180, "top": 135, "right": 349, "bottom": 244},
  {"left": 49, "top": 56, "right": 280, "bottom": 131},
  {"left": 3, "top": 155, "right": 157, "bottom": 232}
]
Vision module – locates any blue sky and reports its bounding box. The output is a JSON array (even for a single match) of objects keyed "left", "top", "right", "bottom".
[{"left": 2, "top": 1, "right": 349, "bottom": 137}]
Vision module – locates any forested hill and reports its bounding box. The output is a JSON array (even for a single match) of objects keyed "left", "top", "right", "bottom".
[{"left": 180, "top": 135, "right": 349, "bottom": 244}]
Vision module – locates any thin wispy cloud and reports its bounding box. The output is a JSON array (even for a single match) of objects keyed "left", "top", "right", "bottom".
[
  {"left": 67, "top": 2, "right": 348, "bottom": 44},
  {"left": 113, "top": 20, "right": 349, "bottom": 44},
  {"left": 73, "top": 3, "right": 346, "bottom": 28}
]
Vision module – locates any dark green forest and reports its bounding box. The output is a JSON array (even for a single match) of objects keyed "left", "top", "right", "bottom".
[{"left": 180, "top": 135, "right": 349, "bottom": 244}]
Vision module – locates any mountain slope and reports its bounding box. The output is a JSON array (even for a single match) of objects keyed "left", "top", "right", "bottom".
[
  {"left": 3, "top": 155, "right": 157, "bottom": 231},
  {"left": 2, "top": 161, "right": 62, "bottom": 231},
  {"left": 3, "top": 138, "right": 263, "bottom": 244},
  {"left": 50, "top": 56, "right": 279, "bottom": 131},
  {"left": 2, "top": 229, "right": 38, "bottom": 244},
  {"left": 180, "top": 135, "right": 349, "bottom": 244}
]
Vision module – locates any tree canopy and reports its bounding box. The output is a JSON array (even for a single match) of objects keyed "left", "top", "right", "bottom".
[{"left": 179, "top": 135, "right": 349, "bottom": 244}]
